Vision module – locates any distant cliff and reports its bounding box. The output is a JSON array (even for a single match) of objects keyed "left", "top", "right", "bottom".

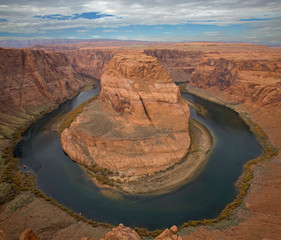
[
  {"left": 190, "top": 52, "right": 281, "bottom": 108},
  {"left": 26, "top": 43, "right": 281, "bottom": 110},
  {"left": 144, "top": 49, "right": 203, "bottom": 82},
  {"left": 64, "top": 49, "right": 115, "bottom": 79}
]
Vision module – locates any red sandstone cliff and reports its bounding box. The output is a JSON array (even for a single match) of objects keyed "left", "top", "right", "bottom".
[
  {"left": 64, "top": 49, "right": 115, "bottom": 79},
  {"left": 61, "top": 51, "right": 190, "bottom": 177},
  {"left": 0, "top": 48, "right": 87, "bottom": 113},
  {"left": 190, "top": 52, "right": 281, "bottom": 108},
  {"left": 144, "top": 49, "right": 203, "bottom": 82},
  {"left": 0, "top": 47, "right": 91, "bottom": 149}
]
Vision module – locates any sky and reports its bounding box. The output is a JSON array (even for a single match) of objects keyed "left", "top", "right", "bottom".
[{"left": 0, "top": 0, "right": 281, "bottom": 44}]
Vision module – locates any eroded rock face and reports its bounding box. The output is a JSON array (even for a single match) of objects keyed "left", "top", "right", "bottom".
[
  {"left": 61, "top": 51, "right": 190, "bottom": 176},
  {"left": 99, "top": 51, "right": 190, "bottom": 130},
  {"left": 65, "top": 49, "right": 115, "bottom": 79},
  {"left": 144, "top": 49, "right": 204, "bottom": 83},
  {"left": 0, "top": 48, "right": 86, "bottom": 113},
  {"left": 190, "top": 52, "right": 281, "bottom": 107}
]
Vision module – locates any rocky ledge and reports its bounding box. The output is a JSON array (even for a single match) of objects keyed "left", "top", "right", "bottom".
[{"left": 61, "top": 51, "right": 191, "bottom": 186}]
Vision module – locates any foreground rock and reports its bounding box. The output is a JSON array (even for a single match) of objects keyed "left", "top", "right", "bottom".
[
  {"left": 155, "top": 225, "right": 182, "bottom": 240},
  {"left": 19, "top": 228, "right": 38, "bottom": 240},
  {"left": 101, "top": 224, "right": 141, "bottom": 240},
  {"left": 0, "top": 230, "right": 8, "bottom": 240},
  {"left": 61, "top": 51, "right": 190, "bottom": 179}
]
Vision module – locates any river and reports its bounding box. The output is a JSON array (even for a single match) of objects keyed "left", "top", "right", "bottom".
[{"left": 15, "top": 81, "right": 263, "bottom": 230}]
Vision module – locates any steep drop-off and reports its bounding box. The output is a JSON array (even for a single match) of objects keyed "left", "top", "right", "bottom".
[
  {"left": 64, "top": 49, "right": 115, "bottom": 79},
  {"left": 144, "top": 49, "right": 204, "bottom": 83},
  {"left": 61, "top": 51, "right": 191, "bottom": 177}
]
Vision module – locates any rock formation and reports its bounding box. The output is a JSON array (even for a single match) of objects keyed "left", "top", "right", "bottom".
[
  {"left": 19, "top": 228, "right": 38, "bottom": 240},
  {"left": 61, "top": 51, "right": 190, "bottom": 177},
  {"left": 155, "top": 225, "right": 182, "bottom": 240},
  {"left": 100, "top": 223, "right": 141, "bottom": 240},
  {"left": 0, "top": 230, "right": 8, "bottom": 240}
]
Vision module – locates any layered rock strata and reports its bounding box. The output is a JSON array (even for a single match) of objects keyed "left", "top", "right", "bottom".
[
  {"left": 0, "top": 48, "right": 86, "bottom": 113},
  {"left": 0, "top": 46, "right": 93, "bottom": 169},
  {"left": 61, "top": 51, "right": 190, "bottom": 177},
  {"left": 64, "top": 49, "right": 115, "bottom": 79},
  {"left": 144, "top": 49, "right": 204, "bottom": 82},
  {"left": 190, "top": 51, "right": 281, "bottom": 108}
]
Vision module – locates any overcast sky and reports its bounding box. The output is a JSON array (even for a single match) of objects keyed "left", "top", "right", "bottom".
[{"left": 0, "top": 0, "right": 281, "bottom": 43}]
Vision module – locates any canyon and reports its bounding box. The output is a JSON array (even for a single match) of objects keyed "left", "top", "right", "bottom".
[{"left": 0, "top": 42, "right": 281, "bottom": 239}]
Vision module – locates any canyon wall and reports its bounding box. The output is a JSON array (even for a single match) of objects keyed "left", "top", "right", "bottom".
[
  {"left": 0, "top": 48, "right": 87, "bottom": 113},
  {"left": 49, "top": 48, "right": 203, "bottom": 82},
  {"left": 64, "top": 49, "right": 115, "bottom": 79},
  {"left": 190, "top": 52, "right": 281, "bottom": 108},
  {"left": 0, "top": 47, "right": 90, "bottom": 151},
  {"left": 144, "top": 49, "right": 203, "bottom": 82}
]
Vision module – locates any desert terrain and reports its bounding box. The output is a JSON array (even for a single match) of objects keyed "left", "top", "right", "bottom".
[{"left": 0, "top": 41, "right": 281, "bottom": 239}]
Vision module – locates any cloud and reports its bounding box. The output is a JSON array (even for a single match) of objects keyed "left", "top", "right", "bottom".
[
  {"left": 204, "top": 31, "right": 225, "bottom": 36},
  {"left": 34, "top": 12, "right": 114, "bottom": 20},
  {"left": 76, "top": 29, "right": 89, "bottom": 33},
  {"left": 102, "top": 29, "right": 117, "bottom": 32},
  {"left": 0, "top": 0, "right": 280, "bottom": 42}
]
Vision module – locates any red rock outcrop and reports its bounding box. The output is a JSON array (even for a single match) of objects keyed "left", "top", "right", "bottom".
[
  {"left": 19, "top": 228, "right": 38, "bottom": 240},
  {"left": 100, "top": 223, "right": 141, "bottom": 240},
  {"left": 0, "top": 230, "right": 8, "bottom": 240},
  {"left": 61, "top": 51, "right": 190, "bottom": 177},
  {"left": 155, "top": 225, "right": 182, "bottom": 240}
]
